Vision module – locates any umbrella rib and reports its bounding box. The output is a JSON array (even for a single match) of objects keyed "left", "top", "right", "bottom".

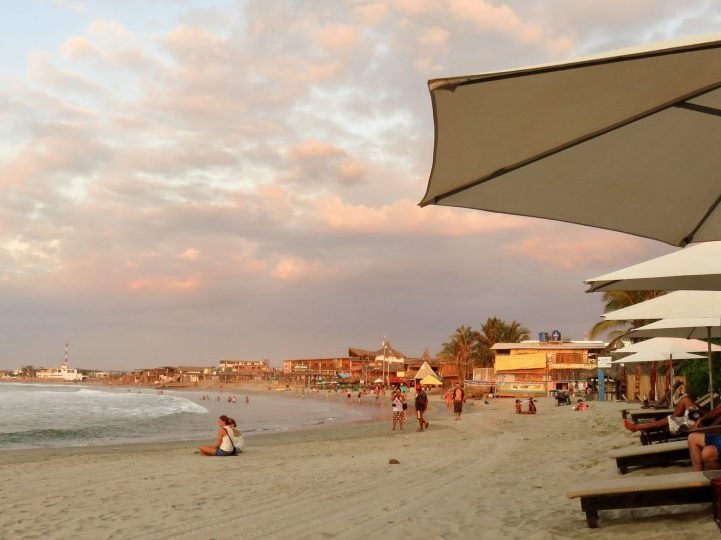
[
  {"left": 427, "top": 80, "right": 721, "bottom": 207},
  {"left": 682, "top": 191, "right": 721, "bottom": 246},
  {"left": 675, "top": 102, "right": 721, "bottom": 117}
]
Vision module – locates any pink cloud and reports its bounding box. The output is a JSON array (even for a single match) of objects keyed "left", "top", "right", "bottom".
[
  {"left": 316, "top": 24, "right": 358, "bottom": 49},
  {"left": 418, "top": 26, "right": 449, "bottom": 48},
  {"left": 313, "top": 196, "right": 527, "bottom": 236},
  {"left": 353, "top": 3, "right": 389, "bottom": 26},
  {"left": 180, "top": 248, "right": 199, "bottom": 260},
  {"left": 127, "top": 276, "right": 200, "bottom": 293},
  {"left": 271, "top": 256, "right": 323, "bottom": 282},
  {"left": 504, "top": 230, "right": 646, "bottom": 271}
]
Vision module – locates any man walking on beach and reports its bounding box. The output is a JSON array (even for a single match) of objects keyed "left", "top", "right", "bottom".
[
  {"left": 453, "top": 384, "right": 465, "bottom": 421},
  {"left": 415, "top": 384, "right": 429, "bottom": 432}
]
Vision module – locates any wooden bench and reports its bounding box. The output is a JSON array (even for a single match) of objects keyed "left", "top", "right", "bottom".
[
  {"left": 608, "top": 440, "right": 689, "bottom": 474},
  {"left": 567, "top": 471, "right": 721, "bottom": 528}
]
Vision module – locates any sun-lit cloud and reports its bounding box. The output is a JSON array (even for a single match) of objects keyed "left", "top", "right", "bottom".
[
  {"left": 312, "top": 196, "right": 527, "bottom": 236},
  {"left": 504, "top": 229, "right": 649, "bottom": 271},
  {"left": 0, "top": 0, "right": 712, "bottom": 367},
  {"left": 127, "top": 276, "right": 201, "bottom": 293},
  {"left": 180, "top": 248, "right": 200, "bottom": 260}
]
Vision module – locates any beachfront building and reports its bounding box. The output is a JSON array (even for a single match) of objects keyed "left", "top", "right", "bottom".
[
  {"left": 217, "top": 360, "right": 269, "bottom": 382},
  {"left": 283, "top": 341, "right": 410, "bottom": 386},
  {"left": 491, "top": 340, "right": 606, "bottom": 397},
  {"left": 36, "top": 360, "right": 84, "bottom": 382}
]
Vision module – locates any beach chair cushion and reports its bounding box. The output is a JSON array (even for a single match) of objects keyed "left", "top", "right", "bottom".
[
  {"left": 608, "top": 440, "right": 689, "bottom": 459},
  {"left": 567, "top": 471, "right": 721, "bottom": 528}
]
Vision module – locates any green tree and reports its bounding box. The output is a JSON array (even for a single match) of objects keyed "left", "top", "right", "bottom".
[
  {"left": 477, "top": 317, "right": 530, "bottom": 367},
  {"left": 439, "top": 325, "right": 480, "bottom": 386},
  {"left": 589, "top": 291, "right": 665, "bottom": 341}
]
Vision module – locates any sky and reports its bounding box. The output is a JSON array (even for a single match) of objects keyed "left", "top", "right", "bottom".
[{"left": 1, "top": 0, "right": 719, "bottom": 370}]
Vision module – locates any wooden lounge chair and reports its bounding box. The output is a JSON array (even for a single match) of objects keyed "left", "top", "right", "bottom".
[
  {"left": 608, "top": 440, "right": 690, "bottom": 474},
  {"left": 621, "top": 408, "right": 672, "bottom": 422},
  {"left": 567, "top": 470, "right": 721, "bottom": 528}
]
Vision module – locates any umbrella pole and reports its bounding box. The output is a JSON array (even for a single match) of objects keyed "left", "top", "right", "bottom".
[{"left": 709, "top": 327, "right": 715, "bottom": 409}]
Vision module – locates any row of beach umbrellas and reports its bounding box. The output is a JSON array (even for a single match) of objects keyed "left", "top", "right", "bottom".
[{"left": 418, "top": 35, "right": 721, "bottom": 403}]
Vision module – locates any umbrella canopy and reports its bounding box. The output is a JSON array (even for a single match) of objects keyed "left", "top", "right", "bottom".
[
  {"left": 615, "top": 336, "right": 721, "bottom": 355},
  {"left": 611, "top": 351, "right": 705, "bottom": 363},
  {"left": 585, "top": 241, "right": 721, "bottom": 292},
  {"left": 629, "top": 318, "right": 721, "bottom": 339},
  {"left": 602, "top": 291, "right": 721, "bottom": 320},
  {"left": 419, "top": 35, "right": 721, "bottom": 247},
  {"left": 420, "top": 374, "right": 443, "bottom": 386},
  {"left": 603, "top": 291, "right": 721, "bottom": 405}
]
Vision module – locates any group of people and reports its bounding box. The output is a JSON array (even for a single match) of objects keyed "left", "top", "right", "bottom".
[
  {"left": 622, "top": 381, "right": 721, "bottom": 470},
  {"left": 199, "top": 415, "right": 244, "bottom": 456},
  {"left": 389, "top": 383, "right": 466, "bottom": 432}
]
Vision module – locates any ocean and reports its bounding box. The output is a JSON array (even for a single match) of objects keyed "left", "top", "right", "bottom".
[{"left": 0, "top": 383, "right": 374, "bottom": 450}]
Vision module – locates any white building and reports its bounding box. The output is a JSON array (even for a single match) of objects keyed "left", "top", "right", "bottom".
[{"left": 36, "top": 360, "right": 84, "bottom": 382}]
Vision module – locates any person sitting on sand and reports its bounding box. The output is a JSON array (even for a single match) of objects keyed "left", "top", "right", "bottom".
[
  {"left": 574, "top": 399, "right": 588, "bottom": 411},
  {"left": 228, "top": 417, "right": 244, "bottom": 453},
  {"left": 515, "top": 398, "right": 537, "bottom": 414},
  {"left": 199, "top": 415, "right": 237, "bottom": 456},
  {"left": 623, "top": 385, "right": 699, "bottom": 433},
  {"left": 515, "top": 399, "right": 522, "bottom": 414}
]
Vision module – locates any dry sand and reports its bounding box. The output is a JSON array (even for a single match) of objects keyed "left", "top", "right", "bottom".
[{"left": 0, "top": 395, "right": 717, "bottom": 539}]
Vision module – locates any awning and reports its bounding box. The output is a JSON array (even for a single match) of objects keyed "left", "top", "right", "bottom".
[
  {"left": 337, "top": 373, "right": 351, "bottom": 379},
  {"left": 495, "top": 353, "right": 547, "bottom": 371}
]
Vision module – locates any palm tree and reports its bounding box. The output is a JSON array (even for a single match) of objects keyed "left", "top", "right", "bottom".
[
  {"left": 589, "top": 290, "right": 665, "bottom": 341},
  {"left": 477, "top": 317, "right": 530, "bottom": 367},
  {"left": 501, "top": 320, "right": 531, "bottom": 343},
  {"left": 439, "top": 325, "right": 480, "bottom": 386}
]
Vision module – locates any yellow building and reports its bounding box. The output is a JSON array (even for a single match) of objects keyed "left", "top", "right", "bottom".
[{"left": 491, "top": 340, "right": 606, "bottom": 397}]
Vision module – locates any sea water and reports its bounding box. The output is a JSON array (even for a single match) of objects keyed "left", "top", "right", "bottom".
[{"left": 0, "top": 383, "right": 372, "bottom": 450}]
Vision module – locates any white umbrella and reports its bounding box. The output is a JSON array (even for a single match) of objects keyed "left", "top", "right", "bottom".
[
  {"left": 419, "top": 35, "right": 721, "bottom": 247},
  {"left": 629, "top": 318, "right": 721, "bottom": 339},
  {"left": 615, "top": 336, "right": 721, "bottom": 354},
  {"left": 612, "top": 351, "right": 705, "bottom": 363},
  {"left": 603, "top": 291, "right": 721, "bottom": 319},
  {"left": 604, "top": 291, "right": 721, "bottom": 404},
  {"left": 585, "top": 241, "right": 721, "bottom": 292},
  {"left": 615, "top": 338, "right": 719, "bottom": 400}
]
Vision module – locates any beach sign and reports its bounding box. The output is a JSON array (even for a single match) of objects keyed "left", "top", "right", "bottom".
[{"left": 597, "top": 357, "right": 612, "bottom": 368}]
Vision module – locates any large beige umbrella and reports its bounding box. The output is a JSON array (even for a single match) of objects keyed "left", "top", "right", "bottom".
[
  {"left": 585, "top": 241, "right": 721, "bottom": 292},
  {"left": 419, "top": 35, "right": 721, "bottom": 247}
]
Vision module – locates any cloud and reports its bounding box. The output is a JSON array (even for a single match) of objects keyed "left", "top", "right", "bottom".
[
  {"left": 312, "top": 196, "right": 527, "bottom": 236},
  {"left": 503, "top": 228, "right": 650, "bottom": 271},
  {"left": 283, "top": 139, "right": 367, "bottom": 185},
  {"left": 180, "top": 248, "right": 199, "bottom": 260},
  {"left": 127, "top": 276, "right": 201, "bottom": 293},
  {"left": 316, "top": 24, "right": 358, "bottom": 49},
  {"left": 1, "top": 1, "right": 718, "bottom": 367}
]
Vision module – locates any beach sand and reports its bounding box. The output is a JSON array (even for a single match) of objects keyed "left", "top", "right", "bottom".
[{"left": 1, "top": 396, "right": 717, "bottom": 539}]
